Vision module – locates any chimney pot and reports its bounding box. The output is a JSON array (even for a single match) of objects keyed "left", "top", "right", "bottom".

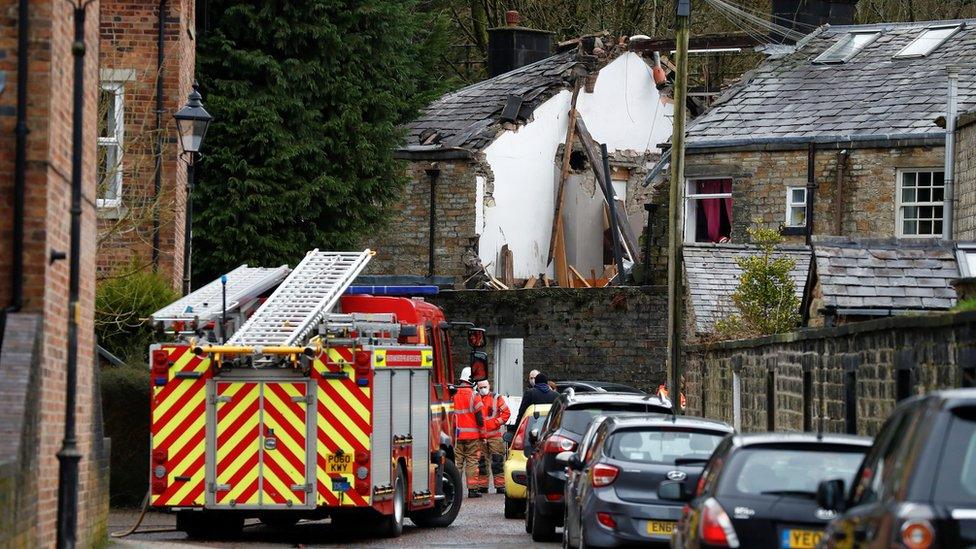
[{"left": 505, "top": 10, "right": 520, "bottom": 26}]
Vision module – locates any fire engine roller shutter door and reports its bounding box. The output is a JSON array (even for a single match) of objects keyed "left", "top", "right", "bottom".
[
  {"left": 260, "top": 381, "right": 312, "bottom": 507},
  {"left": 372, "top": 369, "right": 393, "bottom": 488},
  {"left": 392, "top": 369, "right": 411, "bottom": 438},
  {"left": 210, "top": 381, "right": 262, "bottom": 507},
  {"left": 410, "top": 369, "right": 430, "bottom": 493}
]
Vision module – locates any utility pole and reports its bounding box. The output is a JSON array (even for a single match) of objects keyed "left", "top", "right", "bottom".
[{"left": 666, "top": 0, "right": 691, "bottom": 406}]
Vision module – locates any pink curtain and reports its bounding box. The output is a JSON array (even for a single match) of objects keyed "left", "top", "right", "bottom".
[{"left": 697, "top": 179, "right": 733, "bottom": 243}]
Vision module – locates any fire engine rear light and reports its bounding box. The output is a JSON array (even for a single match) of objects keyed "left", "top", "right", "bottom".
[
  {"left": 596, "top": 512, "right": 617, "bottom": 529},
  {"left": 152, "top": 476, "right": 167, "bottom": 495},
  {"left": 355, "top": 350, "right": 370, "bottom": 367},
  {"left": 355, "top": 450, "right": 369, "bottom": 464},
  {"left": 590, "top": 463, "right": 619, "bottom": 487},
  {"left": 542, "top": 435, "right": 576, "bottom": 454},
  {"left": 700, "top": 497, "right": 739, "bottom": 548},
  {"left": 355, "top": 478, "right": 370, "bottom": 494},
  {"left": 356, "top": 466, "right": 368, "bottom": 480},
  {"left": 901, "top": 520, "right": 935, "bottom": 549},
  {"left": 151, "top": 350, "right": 170, "bottom": 386}
]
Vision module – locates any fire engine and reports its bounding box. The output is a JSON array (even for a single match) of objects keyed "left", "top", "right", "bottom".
[{"left": 148, "top": 249, "right": 482, "bottom": 538}]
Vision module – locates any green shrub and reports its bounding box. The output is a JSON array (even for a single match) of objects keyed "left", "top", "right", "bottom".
[
  {"left": 101, "top": 365, "right": 150, "bottom": 507},
  {"left": 96, "top": 268, "right": 179, "bottom": 366}
]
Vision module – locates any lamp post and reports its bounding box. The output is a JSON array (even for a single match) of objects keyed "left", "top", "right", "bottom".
[{"left": 174, "top": 82, "right": 212, "bottom": 295}]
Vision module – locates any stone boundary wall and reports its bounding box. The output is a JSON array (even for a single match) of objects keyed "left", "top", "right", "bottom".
[
  {"left": 684, "top": 310, "right": 976, "bottom": 437},
  {"left": 428, "top": 287, "right": 669, "bottom": 393}
]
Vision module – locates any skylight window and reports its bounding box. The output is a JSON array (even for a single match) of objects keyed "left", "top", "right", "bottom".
[
  {"left": 893, "top": 24, "right": 962, "bottom": 58},
  {"left": 813, "top": 31, "right": 881, "bottom": 64}
]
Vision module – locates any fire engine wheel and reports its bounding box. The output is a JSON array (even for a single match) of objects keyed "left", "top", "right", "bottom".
[
  {"left": 178, "top": 511, "right": 244, "bottom": 540},
  {"left": 410, "top": 458, "right": 463, "bottom": 528},
  {"left": 378, "top": 465, "right": 406, "bottom": 538}
]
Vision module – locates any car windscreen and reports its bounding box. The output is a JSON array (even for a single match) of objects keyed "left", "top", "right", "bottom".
[
  {"left": 934, "top": 407, "right": 976, "bottom": 505},
  {"left": 608, "top": 428, "right": 725, "bottom": 464},
  {"left": 720, "top": 446, "right": 866, "bottom": 499},
  {"left": 562, "top": 403, "right": 669, "bottom": 435}
]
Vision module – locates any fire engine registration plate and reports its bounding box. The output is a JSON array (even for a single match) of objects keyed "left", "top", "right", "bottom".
[
  {"left": 326, "top": 453, "right": 353, "bottom": 475},
  {"left": 781, "top": 529, "right": 822, "bottom": 549},
  {"left": 646, "top": 520, "right": 676, "bottom": 536}
]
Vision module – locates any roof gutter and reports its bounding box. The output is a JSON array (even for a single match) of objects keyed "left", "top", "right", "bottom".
[
  {"left": 394, "top": 146, "right": 475, "bottom": 161},
  {"left": 685, "top": 132, "right": 947, "bottom": 152}
]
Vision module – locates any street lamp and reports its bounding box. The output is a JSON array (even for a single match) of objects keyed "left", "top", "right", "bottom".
[{"left": 174, "top": 82, "right": 212, "bottom": 295}]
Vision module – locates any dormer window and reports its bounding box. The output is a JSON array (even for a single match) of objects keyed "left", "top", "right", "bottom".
[
  {"left": 813, "top": 31, "right": 881, "bottom": 64},
  {"left": 893, "top": 24, "right": 962, "bottom": 58}
]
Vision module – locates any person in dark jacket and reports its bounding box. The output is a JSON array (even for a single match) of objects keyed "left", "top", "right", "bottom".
[{"left": 516, "top": 372, "right": 558, "bottom": 423}]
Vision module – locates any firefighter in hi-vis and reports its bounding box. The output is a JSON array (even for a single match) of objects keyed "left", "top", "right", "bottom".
[
  {"left": 453, "top": 367, "right": 486, "bottom": 498},
  {"left": 476, "top": 379, "right": 510, "bottom": 494}
]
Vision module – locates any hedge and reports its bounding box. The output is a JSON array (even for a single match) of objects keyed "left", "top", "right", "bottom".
[{"left": 101, "top": 366, "right": 150, "bottom": 507}]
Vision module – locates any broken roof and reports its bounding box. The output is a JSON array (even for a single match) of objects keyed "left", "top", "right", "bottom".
[
  {"left": 813, "top": 237, "right": 959, "bottom": 314},
  {"left": 686, "top": 19, "right": 976, "bottom": 148},
  {"left": 684, "top": 244, "right": 812, "bottom": 334},
  {"left": 401, "top": 52, "right": 580, "bottom": 153}
]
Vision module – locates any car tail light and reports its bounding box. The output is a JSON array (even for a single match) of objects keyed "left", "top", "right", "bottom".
[
  {"left": 542, "top": 434, "right": 576, "bottom": 454},
  {"left": 700, "top": 498, "right": 739, "bottom": 548},
  {"left": 544, "top": 493, "right": 563, "bottom": 502},
  {"left": 511, "top": 420, "right": 528, "bottom": 451},
  {"left": 591, "top": 463, "right": 619, "bottom": 487},
  {"left": 596, "top": 512, "right": 617, "bottom": 529},
  {"left": 901, "top": 520, "right": 935, "bottom": 549}
]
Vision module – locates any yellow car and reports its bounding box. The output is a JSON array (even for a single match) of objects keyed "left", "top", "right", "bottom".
[{"left": 503, "top": 403, "right": 552, "bottom": 519}]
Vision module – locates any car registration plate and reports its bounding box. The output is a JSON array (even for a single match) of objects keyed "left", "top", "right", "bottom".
[
  {"left": 646, "top": 520, "right": 676, "bottom": 536},
  {"left": 781, "top": 529, "right": 822, "bottom": 549},
  {"left": 326, "top": 453, "right": 353, "bottom": 475}
]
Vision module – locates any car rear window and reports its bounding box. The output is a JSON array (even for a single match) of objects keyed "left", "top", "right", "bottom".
[
  {"left": 562, "top": 403, "right": 669, "bottom": 435},
  {"left": 934, "top": 407, "right": 976, "bottom": 505},
  {"left": 721, "top": 446, "right": 866, "bottom": 499},
  {"left": 608, "top": 429, "right": 725, "bottom": 464}
]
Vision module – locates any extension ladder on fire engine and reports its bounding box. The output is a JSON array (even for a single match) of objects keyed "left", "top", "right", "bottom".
[
  {"left": 150, "top": 264, "right": 291, "bottom": 330},
  {"left": 226, "top": 249, "right": 373, "bottom": 347}
]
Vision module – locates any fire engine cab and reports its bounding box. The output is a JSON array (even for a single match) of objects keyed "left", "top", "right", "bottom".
[{"left": 148, "top": 249, "right": 479, "bottom": 538}]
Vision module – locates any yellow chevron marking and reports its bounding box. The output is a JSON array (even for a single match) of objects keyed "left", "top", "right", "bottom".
[
  {"left": 154, "top": 390, "right": 205, "bottom": 444},
  {"left": 313, "top": 357, "right": 327, "bottom": 375},
  {"left": 263, "top": 408, "right": 306, "bottom": 464},
  {"left": 165, "top": 413, "right": 205, "bottom": 471},
  {"left": 152, "top": 379, "right": 196, "bottom": 423},
  {"left": 165, "top": 441, "right": 206, "bottom": 505},
  {"left": 320, "top": 409, "right": 368, "bottom": 449},
  {"left": 330, "top": 380, "right": 370, "bottom": 424},
  {"left": 221, "top": 468, "right": 259, "bottom": 504},
  {"left": 216, "top": 388, "right": 260, "bottom": 436},
  {"left": 327, "top": 348, "right": 351, "bottom": 364},
  {"left": 263, "top": 465, "right": 301, "bottom": 503},
  {"left": 169, "top": 349, "right": 194, "bottom": 376}
]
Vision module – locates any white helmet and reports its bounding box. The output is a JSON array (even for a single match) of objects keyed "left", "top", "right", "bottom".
[{"left": 459, "top": 367, "right": 472, "bottom": 383}]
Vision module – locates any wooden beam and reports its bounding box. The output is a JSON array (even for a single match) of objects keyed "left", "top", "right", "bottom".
[
  {"left": 546, "top": 80, "right": 583, "bottom": 266},
  {"left": 568, "top": 265, "right": 592, "bottom": 288},
  {"left": 524, "top": 276, "right": 537, "bottom": 289},
  {"left": 628, "top": 32, "right": 765, "bottom": 55}
]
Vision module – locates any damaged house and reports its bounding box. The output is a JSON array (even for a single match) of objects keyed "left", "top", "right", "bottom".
[{"left": 368, "top": 19, "right": 673, "bottom": 285}]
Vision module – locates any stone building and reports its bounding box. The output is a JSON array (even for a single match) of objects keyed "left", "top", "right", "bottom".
[
  {"left": 96, "top": 0, "right": 196, "bottom": 288},
  {"left": 369, "top": 30, "right": 673, "bottom": 282},
  {"left": 956, "top": 109, "right": 976, "bottom": 240},
  {"left": 0, "top": 1, "right": 109, "bottom": 545},
  {"left": 646, "top": 19, "right": 976, "bottom": 336}
]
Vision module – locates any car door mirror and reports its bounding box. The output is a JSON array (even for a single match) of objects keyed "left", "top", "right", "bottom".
[
  {"left": 568, "top": 455, "right": 583, "bottom": 471},
  {"left": 816, "top": 479, "right": 847, "bottom": 512},
  {"left": 658, "top": 479, "right": 692, "bottom": 502},
  {"left": 527, "top": 428, "right": 540, "bottom": 446}
]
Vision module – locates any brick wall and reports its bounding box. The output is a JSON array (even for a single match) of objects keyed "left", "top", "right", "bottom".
[
  {"left": 685, "top": 310, "right": 976, "bottom": 437},
  {"left": 0, "top": 1, "right": 109, "bottom": 546},
  {"left": 97, "top": 0, "right": 195, "bottom": 288},
  {"left": 956, "top": 116, "right": 976, "bottom": 240},
  {"left": 428, "top": 286, "right": 669, "bottom": 393}
]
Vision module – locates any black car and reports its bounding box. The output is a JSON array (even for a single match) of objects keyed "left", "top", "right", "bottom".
[
  {"left": 525, "top": 390, "right": 673, "bottom": 541},
  {"left": 561, "top": 415, "right": 734, "bottom": 548},
  {"left": 671, "top": 432, "right": 871, "bottom": 549},
  {"left": 817, "top": 389, "right": 976, "bottom": 548},
  {"left": 556, "top": 381, "right": 646, "bottom": 394}
]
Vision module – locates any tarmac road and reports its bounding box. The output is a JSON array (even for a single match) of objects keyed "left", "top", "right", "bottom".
[{"left": 109, "top": 493, "right": 558, "bottom": 548}]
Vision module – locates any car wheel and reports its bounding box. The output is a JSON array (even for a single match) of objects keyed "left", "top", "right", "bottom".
[
  {"left": 378, "top": 465, "right": 406, "bottom": 538},
  {"left": 411, "top": 459, "right": 463, "bottom": 527},
  {"left": 530, "top": 499, "right": 556, "bottom": 542},
  {"left": 504, "top": 495, "right": 523, "bottom": 519}
]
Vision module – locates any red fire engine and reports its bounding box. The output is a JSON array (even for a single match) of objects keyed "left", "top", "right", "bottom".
[{"left": 148, "top": 250, "right": 479, "bottom": 538}]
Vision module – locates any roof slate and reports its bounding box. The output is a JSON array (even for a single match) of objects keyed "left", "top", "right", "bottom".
[
  {"left": 813, "top": 237, "right": 960, "bottom": 312},
  {"left": 402, "top": 52, "right": 580, "bottom": 152},
  {"left": 686, "top": 20, "right": 976, "bottom": 146},
  {"left": 683, "top": 244, "right": 812, "bottom": 334}
]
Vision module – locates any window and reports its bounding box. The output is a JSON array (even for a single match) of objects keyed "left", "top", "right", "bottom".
[
  {"left": 934, "top": 408, "right": 976, "bottom": 505},
  {"left": 685, "top": 178, "right": 733, "bottom": 243},
  {"left": 894, "top": 24, "right": 962, "bottom": 58},
  {"left": 97, "top": 82, "right": 124, "bottom": 208},
  {"left": 785, "top": 187, "right": 807, "bottom": 227},
  {"left": 608, "top": 429, "right": 725, "bottom": 464},
  {"left": 813, "top": 31, "right": 881, "bottom": 64},
  {"left": 897, "top": 170, "right": 945, "bottom": 237},
  {"left": 721, "top": 447, "right": 866, "bottom": 498}
]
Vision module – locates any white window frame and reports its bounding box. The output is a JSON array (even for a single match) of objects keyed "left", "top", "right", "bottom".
[
  {"left": 97, "top": 81, "right": 124, "bottom": 208},
  {"left": 785, "top": 186, "right": 807, "bottom": 228},
  {"left": 684, "top": 178, "right": 733, "bottom": 244},
  {"left": 896, "top": 169, "right": 945, "bottom": 239},
  {"left": 813, "top": 31, "right": 881, "bottom": 64},
  {"left": 893, "top": 24, "right": 963, "bottom": 59}
]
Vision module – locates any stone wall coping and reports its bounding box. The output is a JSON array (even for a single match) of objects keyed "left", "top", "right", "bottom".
[
  {"left": 438, "top": 285, "right": 668, "bottom": 297},
  {"left": 688, "top": 309, "right": 976, "bottom": 353}
]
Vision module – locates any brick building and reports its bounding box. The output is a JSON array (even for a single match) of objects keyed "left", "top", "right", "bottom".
[
  {"left": 0, "top": 1, "right": 109, "bottom": 546},
  {"left": 96, "top": 0, "right": 196, "bottom": 288}
]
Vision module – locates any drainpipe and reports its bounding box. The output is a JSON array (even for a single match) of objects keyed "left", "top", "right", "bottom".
[
  {"left": 944, "top": 66, "right": 959, "bottom": 241},
  {"left": 805, "top": 142, "right": 816, "bottom": 246},
  {"left": 643, "top": 203, "right": 658, "bottom": 284},
  {"left": 152, "top": 0, "right": 166, "bottom": 269},
  {"left": 427, "top": 168, "right": 439, "bottom": 278},
  {"left": 834, "top": 149, "right": 848, "bottom": 235}
]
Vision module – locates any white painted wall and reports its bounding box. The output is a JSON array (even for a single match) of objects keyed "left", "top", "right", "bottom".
[{"left": 479, "top": 52, "right": 672, "bottom": 279}]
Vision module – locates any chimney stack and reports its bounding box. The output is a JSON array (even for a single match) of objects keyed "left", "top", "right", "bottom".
[{"left": 487, "top": 12, "right": 553, "bottom": 77}]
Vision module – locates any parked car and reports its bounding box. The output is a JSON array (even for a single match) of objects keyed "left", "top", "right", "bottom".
[
  {"left": 503, "top": 403, "right": 552, "bottom": 518},
  {"left": 556, "top": 381, "right": 645, "bottom": 394},
  {"left": 525, "top": 390, "right": 673, "bottom": 541},
  {"left": 561, "top": 415, "right": 734, "bottom": 548},
  {"left": 817, "top": 389, "right": 976, "bottom": 548},
  {"left": 671, "top": 432, "right": 871, "bottom": 549}
]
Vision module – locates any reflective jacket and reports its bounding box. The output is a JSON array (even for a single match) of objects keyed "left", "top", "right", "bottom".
[
  {"left": 481, "top": 393, "right": 511, "bottom": 439},
  {"left": 453, "top": 384, "right": 484, "bottom": 441}
]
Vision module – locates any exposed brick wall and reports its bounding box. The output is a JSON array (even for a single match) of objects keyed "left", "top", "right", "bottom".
[
  {"left": 956, "top": 117, "right": 976, "bottom": 240},
  {"left": 428, "top": 286, "right": 669, "bottom": 393},
  {"left": 685, "top": 310, "right": 976, "bottom": 437},
  {"left": 97, "top": 0, "right": 195, "bottom": 288}
]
